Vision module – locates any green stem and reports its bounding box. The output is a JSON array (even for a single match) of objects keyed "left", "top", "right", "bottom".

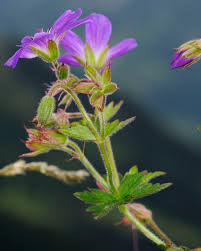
[
  {"left": 98, "top": 141, "right": 117, "bottom": 193},
  {"left": 120, "top": 205, "right": 167, "bottom": 249},
  {"left": 105, "top": 137, "right": 120, "bottom": 188},
  {"left": 63, "top": 87, "right": 100, "bottom": 139},
  {"left": 148, "top": 218, "right": 175, "bottom": 247},
  {"left": 62, "top": 142, "right": 108, "bottom": 190}
]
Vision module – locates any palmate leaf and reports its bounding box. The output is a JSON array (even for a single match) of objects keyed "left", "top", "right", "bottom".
[
  {"left": 119, "top": 167, "right": 171, "bottom": 204},
  {"left": 75, "top": 168, "right": 171, "bottom": 219}
]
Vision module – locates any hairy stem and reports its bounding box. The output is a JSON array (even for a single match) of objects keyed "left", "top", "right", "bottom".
[
  {"left": 63, "top": 87, "right": 100, "bottom": 139},
  {"left": 105, "top": 137, "right": 120, "bottom": 188},
  {"left": 98, "top": 140, "right": 117, "bottom": 192},
  {"left": 62, "top": 143, "right": 108, "bottom": 190},
  {"left": 148, "top": 218, "right": 175, "bottom": 247},
  {"left": 120, "top": 205, "right": 167, "bottom": 249}
]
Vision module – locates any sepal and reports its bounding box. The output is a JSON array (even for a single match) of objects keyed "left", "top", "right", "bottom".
[{"left": 37, "top": 96, "right": 55, "bottom": 127}]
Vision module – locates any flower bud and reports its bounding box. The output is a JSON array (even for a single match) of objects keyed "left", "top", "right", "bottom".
[
  {"left": 21, "top": 128, "right": 68, "bottom": 157},
  {"left": 37, "top": 96, "right": 55, "bottom": 126},
  {"left": 57, "top": 64, "right": 69, "bottom": 80},
  {"left": 171, "top": 39, "right": 201, "bottom": 69},
  {"left": 128, "top": 203, "right": 152, "bottom": 221}
]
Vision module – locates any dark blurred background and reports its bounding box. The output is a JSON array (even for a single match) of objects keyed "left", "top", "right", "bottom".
[{"left": 0, "top": 0, "right": 201, "bottom": 250}]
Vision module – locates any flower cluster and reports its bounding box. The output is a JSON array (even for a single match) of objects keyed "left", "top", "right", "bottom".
[{"left": 5, "top": 9, "right": 137, "bottom": 70}]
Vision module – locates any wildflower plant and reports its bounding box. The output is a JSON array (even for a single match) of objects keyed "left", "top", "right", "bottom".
[{"left": 3, "top": 8, "right": 201, "bottom": 251}]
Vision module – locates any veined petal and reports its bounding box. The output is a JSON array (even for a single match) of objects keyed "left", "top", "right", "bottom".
[
  {"left": 61, "top": 30, "right": 85, "bottom": 58},
  {"left": 51, "top": 8, "right": 89, "bottom": 37},
  {"left": 108, "top": 38, "right": 138, "bottom": 60},
  {"left": 59, "top": 54, "right": 82, "bottom": 66},
  {"left": 85, "top": 13, "right": 112, "bottom": 54},
  {"left": 31, "top": 32, "right": 53, "bottom": 53},
  {"left": 4, "top": 47, "right": 36, "bottom": 69}
]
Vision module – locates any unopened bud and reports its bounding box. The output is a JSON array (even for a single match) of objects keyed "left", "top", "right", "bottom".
[
  {"left": 58, "top": 64, "right": 69, "bottom": 80},
  {"left": 128, "top": 203, "right": 152, "bottom": 221},
  {"left": 37, "top": 96, "right": 55, "bottom": 126}
]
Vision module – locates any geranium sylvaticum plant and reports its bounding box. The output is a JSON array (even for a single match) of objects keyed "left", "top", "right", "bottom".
[{"left": 2, "top": 8, "right": 201, "bottom": 251}]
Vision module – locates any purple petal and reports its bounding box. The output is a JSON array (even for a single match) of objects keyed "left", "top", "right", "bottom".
[
  {"left": 85, "top": 13, "right": 112, "bottom": 54},
  {"left": 4, "top": 46, "right": 36, "bottom": 69},
  {"left": 170, "top": 50, "right": 194, "bottom": 69},
  {"left": 4, "top": 49, "right": 23, "bottom": 68},
  {"left": 51, "top": 9, "right": 90, "bottom": 37},
  {"left": 108, "top": 38, "right": 138, "bottom": 61},
  {"left": 59, "top": 54, "right": 82, "bottom": 66},
  {"left": 60, "top": 30, "right": 85, "bottom": 59}
]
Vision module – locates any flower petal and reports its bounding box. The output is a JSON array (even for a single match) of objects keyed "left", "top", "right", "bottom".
[
  {"left": 51, "top": 9, "right": 90, "bottom": 37},
  {"left": 170, "top": 50, "right": 194, "bottom": 69},
  {"left": 60, "top": 30, "right": 85, "bottom": 59},
  {"left": 59, "top": 54, "right": 82, "bottom": 66},
  {"left": 85, "top": 13, "right": 112, "bottom": 54},
  {"left": 4, "top": 47, "right": 36, "bottom": 69},
  {"left": 108, "top": 38, "right": 138, "bottom": 61}
]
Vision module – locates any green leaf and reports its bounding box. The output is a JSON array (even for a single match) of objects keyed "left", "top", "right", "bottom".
[
  {"left": 75, "top": 189, "right": 117, "bottom": 219},
  {"left": 104, "top": 100, "right": 124, "bottom": 121},
  {"left": 104, "top": 120, "right": 119, "bottom": 137},
  {"left": 132, "top": 183, "right": 171, "bottom": 199},
  {"left": 87, "top": 204, "right": 115, "bottom": 219},
  {"left": 103, "top": 83, "right": 118, "bottom": 95},
  {"left": 113, "top": 117, "right": 136, "bottom": 133},
  {"left": 119, "top": 173, "right": 144, "bottom": 199},
  {"left": 119, "top": 167, "right": 171, "bottom": 204},
  {"left": 58, "top": 125, "right": 96, "bottom": 141},
  {"left": 75, "top": 189, "right": 116, "bottom": 204},
  {"left": 103, "top": 117, "right": 136, "bottom": 137},
  {"left": 142, "top": 171, "right": 166, "bottom": 184}
]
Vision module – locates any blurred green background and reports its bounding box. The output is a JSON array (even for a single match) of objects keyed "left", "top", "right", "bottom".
[{"left": 0, "top": 0, "right": 201, "bottom": 250}]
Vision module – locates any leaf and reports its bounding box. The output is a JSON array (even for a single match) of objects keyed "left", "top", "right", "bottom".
[
  {"left": 103, "top": 83, "right": 118, "bottom": 95},
  {"left": 119, "top": 173, "right": 145, "bottom": 199},
  {"left": 103, "top": 117, "right": 136, "bottom": 137},
  {"left": 75, "top": 189, "right": 116, "bottom": 204},
  {"left": 113, "top": 117, "right": 136, "bottom": 133},
  {"left": 142, "top": 171, "right": 166, "bottom": 184},
  {"left": 75, "top": 189, "right": 117, "bottom": 219},
  {"left": 132, "top": 183, "right": 171, "bottom": 199},
  {"left": 87, "top": 204, "right": 115, "bottom": 219},
  {"left": 104, "top": 100, "right": 124, "bottom": 121},
  {"left": 58, "top": 125, "right": 96, "bottom": 141},
  {"left": 119, "top": 167, "right": 171, "bottom": 204},
  {"left": 104, "top": 120, "right": 120, "bottom": 137}
]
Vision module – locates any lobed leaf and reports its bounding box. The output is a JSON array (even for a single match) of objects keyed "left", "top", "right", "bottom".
[
  {"left": 104, "top": 100, "right": 124, "bottom": 121},
  {"left": 58, "top": 125, "right": 96, "bottom": 141}
]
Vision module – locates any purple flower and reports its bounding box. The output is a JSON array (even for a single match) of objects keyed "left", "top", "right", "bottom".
[
  {"left": 171, "top": 39, "right": 201, "bottom": 69},
  {"left": 5, "top": 9, "right": 90, "bottom": 68},
  {"left": 59, "top": 13, "right": 138, "bottom": 69}
]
